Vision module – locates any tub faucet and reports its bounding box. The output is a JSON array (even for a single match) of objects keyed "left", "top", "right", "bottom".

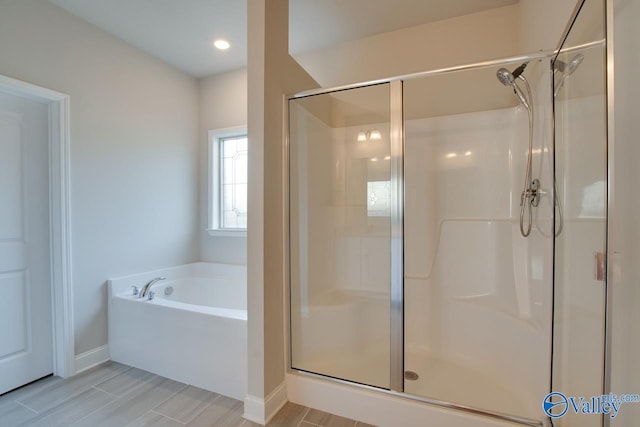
[{"left": 140, "top": 277, "right": 166, "bottom": 298}]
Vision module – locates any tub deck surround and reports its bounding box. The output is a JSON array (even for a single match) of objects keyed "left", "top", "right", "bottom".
[{"left": 108, "top": 263, "right": 247, "bottom": 401}]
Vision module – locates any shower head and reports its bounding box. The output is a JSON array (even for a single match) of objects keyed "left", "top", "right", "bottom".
[
  {"left": 496, "top": 68, "right": 515, "bottom": 86},
  {"left": 496, "top": 62, "right": 528, "bottom": 87},
  {"left": 497, "top": 63, "right": 531, "bottom": 111}
]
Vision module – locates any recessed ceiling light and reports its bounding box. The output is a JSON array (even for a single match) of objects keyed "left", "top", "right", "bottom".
[{"left": 213, "top": 39, "right": 230, "bottom": 50}]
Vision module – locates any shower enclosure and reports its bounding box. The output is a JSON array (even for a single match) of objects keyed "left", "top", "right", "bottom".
[{"left": 288, "top": 1, "right": 607, "bottom": 425}]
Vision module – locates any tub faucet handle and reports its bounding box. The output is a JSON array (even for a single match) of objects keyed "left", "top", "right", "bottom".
[
  {"left": 131, "top": 285, "right": 139, "bottom": 296},
  {"left": 147, "top": 291, "right": 155, "bottom": 301}
]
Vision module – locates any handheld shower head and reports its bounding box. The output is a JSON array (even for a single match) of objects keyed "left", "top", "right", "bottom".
[
  {"left": 496, "top": 62, "right": 528, "bottom": 86},
  {"left": 496, "top": 64, "right": 531, "bottom": 111},
  {"left": 496, "top": 68, "right": 515, "bottom": 86}
]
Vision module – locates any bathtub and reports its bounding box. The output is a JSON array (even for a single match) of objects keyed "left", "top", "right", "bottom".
[{"left": 108, "top": 262, "right": 246, "bottom": 400}]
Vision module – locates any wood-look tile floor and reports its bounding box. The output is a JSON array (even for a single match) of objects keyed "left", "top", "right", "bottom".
[{"left": 0, "top": 362, "right": 377, "bottom": 427}]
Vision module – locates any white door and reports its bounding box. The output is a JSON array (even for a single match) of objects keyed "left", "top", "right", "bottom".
[{"left": 0, "top": 91, "right": 53, "bottom": 394}]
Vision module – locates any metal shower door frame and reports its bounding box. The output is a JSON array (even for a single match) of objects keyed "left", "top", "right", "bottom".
[
  {"left": 389, "top": 80, "right": 404, "bottom": 393},
  {"left": 286, "top": 49, "right": 570, "bottom": 427}
]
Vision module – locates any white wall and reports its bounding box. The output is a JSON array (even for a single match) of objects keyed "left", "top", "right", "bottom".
[
  {"left": 293, "top": 1, "right": 578, "bottom": 89},
  {"left": 246, "top": 0, "right": 319, "bottom": 421},
  {"left": 199, "top": 69, "right": 248, "bottom": 265},
  {"left": 517, "top": 0, "right": 580, "bottom": 53},
  {"left": 610, "top": 0, "right": 640, "bottom": 424},
  {"left": 0, "top": 0, "right": 199, "bottom": 356},
  {"left": 293, "top": 4, "right": 520, "bottom": 87}
]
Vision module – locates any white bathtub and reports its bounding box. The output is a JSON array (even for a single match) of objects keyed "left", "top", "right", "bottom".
[{"left": 108, "top": 262, "right": 246, "bottom": 400}]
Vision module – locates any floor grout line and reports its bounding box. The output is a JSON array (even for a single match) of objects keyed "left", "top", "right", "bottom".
[
  {"left": 92, "top": 384, "right": 109, "bottom": 394},
  {"left": 13, "top": 372, "right": 126, "bottom": 425},
  {"left": 296, "top": 406, "right": 311, "bottom": 427},
  {"left": 18, "top": 364, "right": 131, "bottom": 415},
  {"left": 150, "top": 409, "right": 187, "bottom": 425},
  {"left": 86, "top": 365, "right": 133, "bottom": 389},
  {"left": 149, "top": 382, "right": 189, "bottom": 413},
  {"left": 4, "top": 377, "right": 60, "bottom": 406},
  {"left": 65, "top": 394, "right": 123, "bottom": 427},
  {"left": 69, "top": 376, "right": 187, "bottom": 426},
  {"left": 123, "top": 409, "right": 157, "bottom": 427},
  {"left": 14, "top": 399, "right": 39, "bottom": 415},
  {"left": 97, "top": 370, "right": 160, "bottom": 398},
  {"left": 178, "top": 392, "right": 219, "bottom": 424},
  {"left": 91, "top": 385, "right": 119, "bottom": 398}
]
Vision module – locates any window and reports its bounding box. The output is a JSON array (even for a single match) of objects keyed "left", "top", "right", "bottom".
[
  {"left": 208, "top": 127, "right": 247, "bottom": 236},
  {"left": 367, "top": 180, "right": 391, "bottom": 217}
]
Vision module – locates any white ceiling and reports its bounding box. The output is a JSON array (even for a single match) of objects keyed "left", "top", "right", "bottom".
[{"left": 48, "top": 0, "right": 518, "bottom": 78}]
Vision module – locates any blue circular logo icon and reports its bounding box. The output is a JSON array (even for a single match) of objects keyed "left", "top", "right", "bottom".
[{"left": 543, "top": 392, "right": 569, "bottom": 418}]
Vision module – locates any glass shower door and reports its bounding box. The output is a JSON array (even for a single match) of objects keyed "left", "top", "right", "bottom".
[
  {"left": 402, "top": 61, "right": 555, "bottom": 420},
  {"left": 552, "top": 0, "right": 607, "bottom": 425},
  {"left": 289, "top": 83, "right": 398, "bottom": 389}
]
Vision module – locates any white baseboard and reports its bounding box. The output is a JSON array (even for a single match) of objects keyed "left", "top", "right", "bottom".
[
  {"left": 74, "top": 345, "right": 110, "bottom": 374},
  {"left": 244, "top": 382, "right": 288, "bottom": 425}
]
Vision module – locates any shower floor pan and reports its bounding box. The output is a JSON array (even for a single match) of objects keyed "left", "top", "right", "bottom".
[{"left": 404, "top": 350, "right": 531, "bottom": 419}]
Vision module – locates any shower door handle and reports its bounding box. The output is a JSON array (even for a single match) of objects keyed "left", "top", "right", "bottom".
[{"left": 594, "top": 251, "right": 605, "bottom": 282}]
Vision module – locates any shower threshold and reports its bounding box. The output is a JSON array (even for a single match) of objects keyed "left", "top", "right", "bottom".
[{"left": 291, "top": 369, "right": 552, "bottom": 427}]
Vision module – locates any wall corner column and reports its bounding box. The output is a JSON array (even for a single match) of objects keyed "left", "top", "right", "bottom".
[{"left": 245, "top": 0, "right": 319, "bottom": 424}]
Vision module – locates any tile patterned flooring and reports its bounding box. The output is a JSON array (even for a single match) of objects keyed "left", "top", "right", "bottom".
[{"left": 0, "top": 362, "right": 376, "bottom": 427}]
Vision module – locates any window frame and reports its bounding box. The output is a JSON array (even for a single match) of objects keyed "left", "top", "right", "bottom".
[{"left": 207, "top": 126, "right": 248, "bottom": 237}]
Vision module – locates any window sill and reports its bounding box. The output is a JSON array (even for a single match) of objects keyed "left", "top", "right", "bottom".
[{"left": 207, "top": 229, "right": 247, "bottom": 238}]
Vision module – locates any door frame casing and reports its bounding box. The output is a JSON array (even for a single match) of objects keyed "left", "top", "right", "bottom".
[{"left": 0, "top": 74, "right": 74, "bottom": 378}]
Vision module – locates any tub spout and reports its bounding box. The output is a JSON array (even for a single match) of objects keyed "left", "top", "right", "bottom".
[{"left": 140, "top": 277, "right": 166, "bottom": 298}]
